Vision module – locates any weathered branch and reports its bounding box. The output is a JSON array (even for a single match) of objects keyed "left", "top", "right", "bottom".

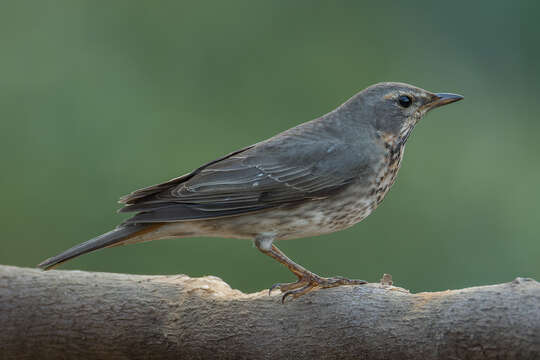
[{"left": 1, "top": 265, "right": 538, "bottom": 359}]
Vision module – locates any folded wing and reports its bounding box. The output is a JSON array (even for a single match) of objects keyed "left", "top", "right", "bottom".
[{"left": 119, "top": 124, "right": 368, "bottom": 224}]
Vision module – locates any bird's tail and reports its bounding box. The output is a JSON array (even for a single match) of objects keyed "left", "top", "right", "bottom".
[{"left": 38, "top": 224, "right": 160, "bottom": 270}]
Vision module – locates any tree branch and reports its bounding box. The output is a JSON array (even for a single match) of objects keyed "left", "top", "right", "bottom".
[{"left": 1, "top": 265, "right": 539, "bottom": 359}]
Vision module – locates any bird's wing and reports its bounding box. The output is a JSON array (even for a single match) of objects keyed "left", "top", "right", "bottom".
[{"left": 119, "top": 123, "right": 369, "bottom": 224}]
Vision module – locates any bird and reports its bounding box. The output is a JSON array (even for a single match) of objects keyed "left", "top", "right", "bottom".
[{"left": 38, "top": 82, "right": 463, "bottom": 302}]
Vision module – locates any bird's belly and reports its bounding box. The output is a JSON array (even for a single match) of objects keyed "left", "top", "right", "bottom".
[
  {"left": 169, "top": 195, "right": 372, "bottom": 242},
  {"left": 195, "top": 184, "right": 377, "bottom": 241},
  {"left": 273, "top": 198, "right": 376, "bottom": 239},
  {"left": 166, "top": 153, "right": 407, "bottom": 241}
]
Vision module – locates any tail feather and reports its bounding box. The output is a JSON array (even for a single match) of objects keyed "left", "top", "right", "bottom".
[{"left": 38, "top": 224, "right": 153, "bottom": 270}]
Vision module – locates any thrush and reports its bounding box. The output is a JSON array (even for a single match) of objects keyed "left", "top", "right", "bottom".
[{"left": 39, "top": 82, "right": 463, "bottom": 302}]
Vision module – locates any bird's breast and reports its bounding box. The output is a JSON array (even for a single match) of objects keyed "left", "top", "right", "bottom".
[
  {"left": 265, "top": 139, "right": 409, "bottom": 238},
  {"left": 373, "top": 138, "right": 406, "bottom": 204}
]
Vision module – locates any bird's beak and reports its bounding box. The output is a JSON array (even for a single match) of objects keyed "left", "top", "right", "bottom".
[{"left": 425, "top": 93, "right": 464, "bottom": 111}]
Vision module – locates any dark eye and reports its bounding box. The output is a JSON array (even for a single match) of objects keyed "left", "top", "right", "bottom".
[{"left": 398, "top": 95, "right": 412, "bottom": 108}]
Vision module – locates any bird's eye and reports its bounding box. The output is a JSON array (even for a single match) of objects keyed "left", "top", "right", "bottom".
[{"left": 398, "top": 95, "right": 412, "bottom": 108}]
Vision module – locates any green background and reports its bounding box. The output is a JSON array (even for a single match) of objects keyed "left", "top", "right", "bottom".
[{"left": 1, "top": 1, "right": 539, "bottom": 294}]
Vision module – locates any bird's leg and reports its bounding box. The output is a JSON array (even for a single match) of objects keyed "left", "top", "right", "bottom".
[{"left": 254, "top": 235, "right": 367, "bottom": 303}]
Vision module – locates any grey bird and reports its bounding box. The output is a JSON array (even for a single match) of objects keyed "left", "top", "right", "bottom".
[{"left": 38, "top": 82, "right": 463, "bottom": 302}]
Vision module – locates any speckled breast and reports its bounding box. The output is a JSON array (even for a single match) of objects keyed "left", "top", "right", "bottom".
[
  {"left": 296, "top": 138, "right": 407, "bottom": 235},
  {"left": 373, "top": 139, "right": 406, "bottom": 205}
]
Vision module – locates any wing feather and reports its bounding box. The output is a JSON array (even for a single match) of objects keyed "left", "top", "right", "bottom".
[{"left": 119, "top": 120, "right": 370, "bottom": 224}]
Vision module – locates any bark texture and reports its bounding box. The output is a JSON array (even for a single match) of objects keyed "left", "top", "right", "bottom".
[{"left": 1, "top": 265, "right": 539, "bottom": 360}]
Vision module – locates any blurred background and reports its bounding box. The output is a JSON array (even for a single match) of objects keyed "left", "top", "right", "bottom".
[{"left": 1, "top": 1, "right": 538, "bottom": 294}]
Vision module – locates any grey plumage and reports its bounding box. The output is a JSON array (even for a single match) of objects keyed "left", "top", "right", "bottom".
[
  {"left": 38, "top": 224, "right": 149, "bottom": 270},
  {"left": 119, "top": 114, "right": 372, "bottom": 224},
  {"left": 38, "top": 82, "right": 463, "bottom": 302}
]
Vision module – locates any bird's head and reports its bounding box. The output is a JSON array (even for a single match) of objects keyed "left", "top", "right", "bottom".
[{"left": 354, "top": 82, "right": 463, "bottom": 143}]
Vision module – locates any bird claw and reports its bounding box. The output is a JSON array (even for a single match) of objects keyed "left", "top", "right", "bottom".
[
  {"left": 269, "top": 280, "right": 307, "bottom": 296},
  {"left": 281, "top": 283, "right": 313, "bottom": 303},
  {"left": 269, "top": 273, "right": 368, "bottom": 303}
]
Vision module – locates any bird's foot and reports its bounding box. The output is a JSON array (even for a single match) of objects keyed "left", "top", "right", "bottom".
[{"left": 269, "top": 272, "right": 367, "bottom": 303}]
